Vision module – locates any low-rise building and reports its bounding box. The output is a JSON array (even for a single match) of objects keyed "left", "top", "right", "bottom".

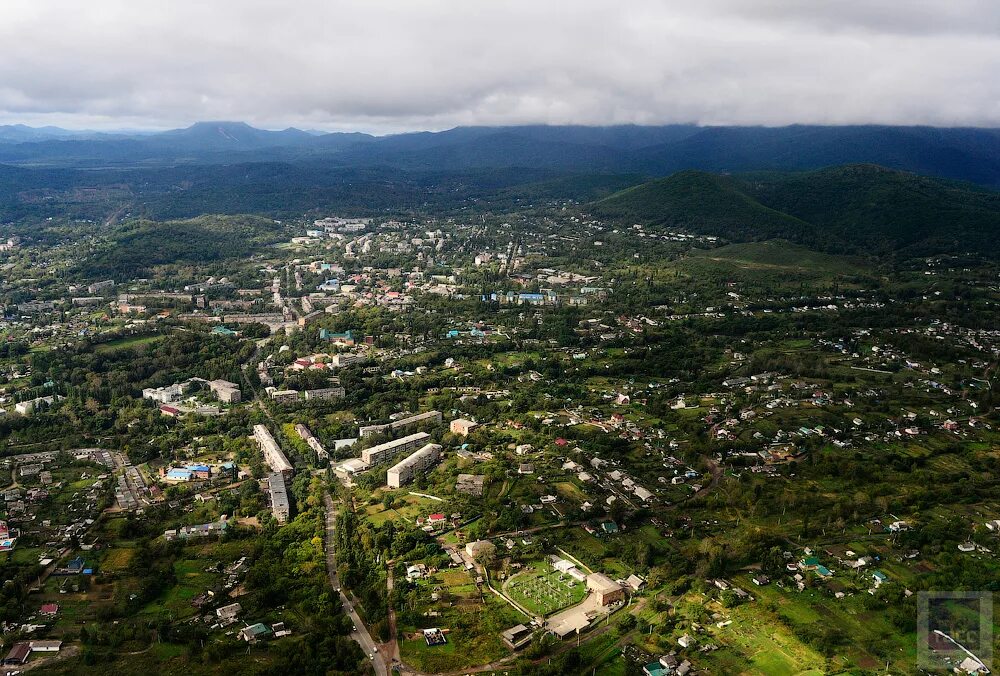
[
  {"left": 304, "top": 386, "right": 345, "bottom": 401},
  {"left": 268, "top": 473, "right": 290, "bottom": 524},
  {"left": 386, "top": 443, "right": 442, "bottom": 488},
  {"left": 208, "top": 379, "right": 241, "bottom": 403},
  {"left": 360, "top": 431, "right": 430, "bottom": 466},
  {"left": 253, "top": 425, "right": 293, "bottom": 474},
  {"left": 587, "top": 573, "right": 624, "bottom": 606},
  {"left": 455, "top": 473, "right": 485, "bottom": 496},
  {"left": 450, "top": 418, "right": 478, "bottom": 436}
]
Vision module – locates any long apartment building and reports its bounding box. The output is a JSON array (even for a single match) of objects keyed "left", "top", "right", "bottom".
[
  {"left": 387, "top": 443, "right": 442, "bottom": 488},
  {"left": 361, "top": 431, "right": 430, "bottom": 466},
  {"left": 267, "top": 472, "right": 290, "bottom": 523},
  {"left": 359, "top": 410, "right": 442, "bottom": 438},
  {"left": 253, "top": 424, "right": 293, "bottom": 474},
  {"left": 294, "top": 424, "right": 328, "bottom": 460}
]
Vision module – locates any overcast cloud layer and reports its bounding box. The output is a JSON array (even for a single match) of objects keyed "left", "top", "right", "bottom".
[{"left": 1, "top": 0, "right": 998, "bottom": 133}]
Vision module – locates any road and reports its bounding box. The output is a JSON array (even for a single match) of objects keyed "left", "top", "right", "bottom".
[{"left": 323, "top": 492, "right": 389, "bottom": 676}]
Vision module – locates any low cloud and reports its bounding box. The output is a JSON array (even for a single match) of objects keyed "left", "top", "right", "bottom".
[{"left": 0, "top": 0, "right": 997, "bottom": 132}]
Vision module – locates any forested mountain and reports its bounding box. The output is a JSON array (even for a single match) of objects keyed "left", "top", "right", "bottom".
[
  {"left": 591, "top": 164, "right": 1000, "bottom": 258},
  {"left": 1, "top": 122, "right": 999, "bottom": 187}
]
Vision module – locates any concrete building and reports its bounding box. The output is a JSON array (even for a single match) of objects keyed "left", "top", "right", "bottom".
[
  {"left": 208, "top": 379, "right": 241, "bottom": 403},
  {"left": 268, "top": 472, "right": 290, "bottom": 523},
  {"left": 450, "top": 418, "right": 478, "bottom": 436},
  {"left": 456, "top": 474, "right": 485, "bottom": 496},
  {"left": 587, "top": 573, "right": 624, "bottom": 606},
  {"left": 268, "top": 388, "right": 300, "bottom": 404},
  {"left": 360, "top": 431, "right": 430, "bottom": 466},
  {"left": 253, "top": 424, "right": 293, "bottom": 474},
  {"left": 304, "top": 386, "right": 345, "bottom": 401},
  {"left": 330, "top": 352, "right": 366, "bottom": 368},
  {"left": 359, "top": 410, "right": 442, "bottom": 438},
  {"left": 142, "top": 383, "right": 185, "bottom": 404},
  {"left": 294, "top": 424, "right": 328, "bottom": 460},
  {"left": 386, "top": 443, "right": 442, "bottom": 488}
]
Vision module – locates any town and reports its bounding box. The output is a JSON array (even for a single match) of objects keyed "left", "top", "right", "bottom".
[{"left": 0, "top": 193, "right": 996, "bottom": 676}]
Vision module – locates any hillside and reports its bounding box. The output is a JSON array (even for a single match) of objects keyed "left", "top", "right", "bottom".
[{"left": 591, "top": 165, "right": 1000, "bottom": 258}]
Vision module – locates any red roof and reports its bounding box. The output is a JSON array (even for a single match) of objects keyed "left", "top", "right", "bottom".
[
  {"left": 40, "top": 603, "right": 59, "bottom": 615},
  {"left": 555, "top": 438, "right": 568, "bottom": 446},
  {"left": 428, "top": 513, "right": 445, "bottom": 520}
]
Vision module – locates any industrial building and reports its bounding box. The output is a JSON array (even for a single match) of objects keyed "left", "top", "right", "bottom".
[{"left": 386, "top": 443, "right": 442, "bottom": 488}]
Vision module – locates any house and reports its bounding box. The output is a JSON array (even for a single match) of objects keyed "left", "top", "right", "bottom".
[
  {"left": 240, "top": 623, "right": 273, "bottom": 642},
  {"left": 626, "top": 574, "right": 646, "bottom": 592},
  {"left": 678, "top": 634, "right": 695, "bottom": 648},
  {"left": 586, "top": 573, "right": 624, "bottom": 606},
  {"left": 39, "top": 603, "right": 59, "bottom": 617},
  {"left": 501, "top": 623, "right": 533, "bottom": 650},
  {"left": 517, "top": 463, "right": 535, "bottom": 475},
  {"left": 752, "top": 574, "right": 770, "bottom": 586},
  {"left": 643, "top": 662, "right": 668, "bottom": 676},
  {"left": 871, "top": 570, "right": 888, "bottom": 588},
  {"left": 216, "top": 602, "right": 242, "bottom": 623}
]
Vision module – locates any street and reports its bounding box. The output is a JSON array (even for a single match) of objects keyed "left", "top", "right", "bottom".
[{"left": 323, "top": 491, "right": 390, "bottom": 676}]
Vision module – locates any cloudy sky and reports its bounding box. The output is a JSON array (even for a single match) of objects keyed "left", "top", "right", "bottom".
[{"left": 1, "top": 0, "right": 997, "bottom": 133}]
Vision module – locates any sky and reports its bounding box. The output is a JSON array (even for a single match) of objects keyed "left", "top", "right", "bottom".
[{"left": 0, "top": 0, "right": 998, "bottom": 134}]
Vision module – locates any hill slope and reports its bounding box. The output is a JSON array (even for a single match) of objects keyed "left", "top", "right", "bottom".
[{"left": 591, "top": 165, "right": 1000, "bottom": 258}]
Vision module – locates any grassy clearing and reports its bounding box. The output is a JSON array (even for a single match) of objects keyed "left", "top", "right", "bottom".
[{"left": 94, "top": 334, "right": 165, "bottom": 353}]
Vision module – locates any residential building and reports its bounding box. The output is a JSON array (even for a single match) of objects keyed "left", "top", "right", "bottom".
[
  {"left": 360, "top": 431, "right": 430, "bottom": 466},
  {"left": 304, "top": 386, "right": 345, "bottom": 401},
  {"left": 268, "top": 388, "right": 300, "bottom": 404},
  {"left": 386, "top": 443, "right": 442, "bottom": 488},
  {"left": 253, "top": 424, "right": 293, "bottom": 474},
  {"left": 268, "top": 473, "right": 290, "bottom": 524},
  {"left": 450, "top": 418, "right": 478, "bottom": 436},
  {"left": 455, "top": 474, "right": 485, "bottom": 496}
]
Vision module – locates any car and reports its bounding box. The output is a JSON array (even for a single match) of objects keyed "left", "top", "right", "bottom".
[
  {"left": 373, "top": 646, "right": 378, "bottom": 652},
  {"left": 353, "top": 625, "right": 357, "bottom": 631},
  {"left": 369, "top": 654, "right": 374, "bottom": 660}
]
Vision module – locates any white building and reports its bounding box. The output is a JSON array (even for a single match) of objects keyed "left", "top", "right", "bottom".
[
  {"left": 253, "top": 425, "right": 293, "bottom": 474},
  {"left": 386, "top": 443, "right": 442, "bottom": 488},
  {"left": 360, "top": 431, "right": 430, "bottom": 466}
]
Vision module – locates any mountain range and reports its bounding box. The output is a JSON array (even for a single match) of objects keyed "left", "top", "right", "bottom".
[{"left": 2, "top": 121, "right": 1000, "bottom": 187}]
